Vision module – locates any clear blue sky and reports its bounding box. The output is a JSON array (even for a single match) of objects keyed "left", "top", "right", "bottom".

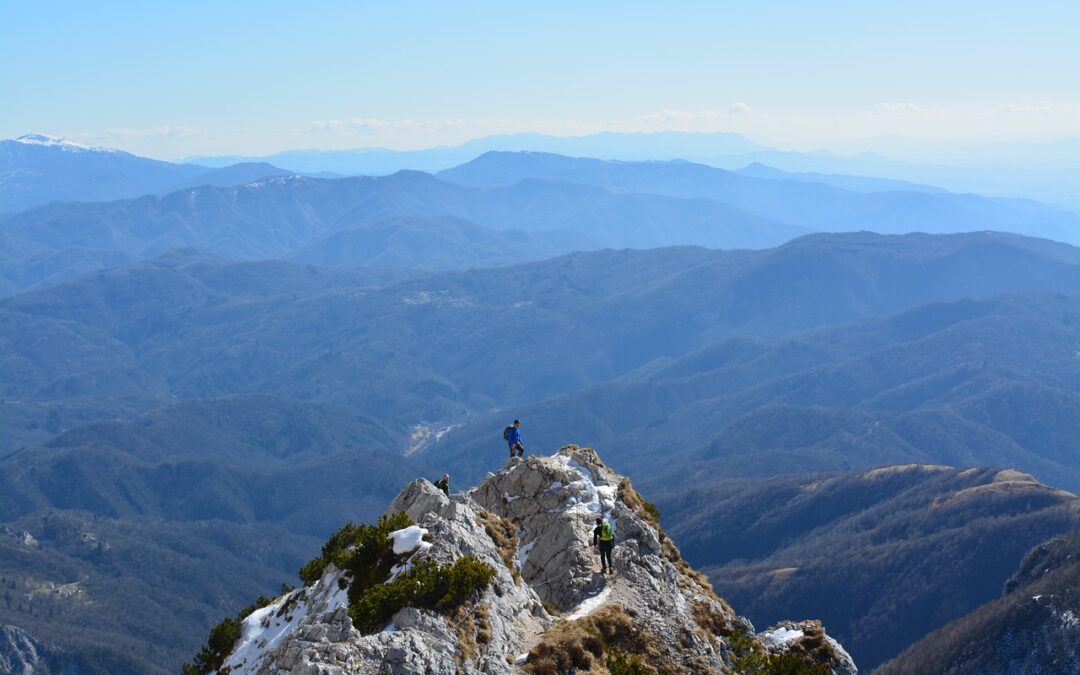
[{"left": 3, "top": 0, "right": 1078, "bottom": 158}]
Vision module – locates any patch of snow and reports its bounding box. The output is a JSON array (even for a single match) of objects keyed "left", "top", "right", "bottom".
[
  {"left": 761, "top": 627, "right": 804, "bottom": 649},
  {"left": 390, "top": 525, "right": 428, "bottom": 555},
  {"left": 596, "top": 485, "right": 617, "bottom": 511},
  {"left": 514, "top": 652, "right": 529, "bottom": 665},
  {"left": 566, "top": 587, "right": 611, "bottom": 621},
  {"left": 387, "top": 526, "right": 432, "bottom": 581},
  {"left": 517, "top": 539, "right": 536, "bottom": 571},
  {"left": 504, "top": 491, "right": 519, "bottom": 503},
  {"left": 548, "top": 480, "right": 563, "bottom": 490},
  {"left": 1033, "top": 594, "right": 1043, "bottom": 602},
  {"left": 220, "top": 568, "right": 347, "bottom": 674},
  {"left": 382, "top": 623, "right": 398, "bottom": 632},
  {"left": 13, "top": 133, "right": 104, "bottom": 152},
  {"left": 551, "top": 456, "right": 616, "bottom": 533}
]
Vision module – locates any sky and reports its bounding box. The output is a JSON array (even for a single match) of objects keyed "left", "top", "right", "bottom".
[{"left": 2, "top": 0, "right": 1078, "bottom": 159}]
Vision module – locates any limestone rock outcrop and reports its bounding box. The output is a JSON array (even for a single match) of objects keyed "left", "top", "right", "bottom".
[{"left": 214, "top": 445, "right": 857, "bottom": 674}]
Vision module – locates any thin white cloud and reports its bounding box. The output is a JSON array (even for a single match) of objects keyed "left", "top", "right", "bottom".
[{"left": 100, "top": 126, "right": 207, "bottom": 141}]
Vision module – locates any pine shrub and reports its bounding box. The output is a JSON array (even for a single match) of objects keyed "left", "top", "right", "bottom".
[{"left": 350, "top": 556, "right": 496, "bottom": 632}]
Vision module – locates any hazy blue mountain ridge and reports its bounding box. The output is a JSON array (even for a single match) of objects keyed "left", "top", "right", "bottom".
[
  {"left": 439, "top": 151, "right": 1080, "bottom": 243},
  {"left": 0, "top": 170, "right": 800, "bottom": 294}
]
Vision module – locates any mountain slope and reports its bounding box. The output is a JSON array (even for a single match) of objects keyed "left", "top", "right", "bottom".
[
  {"left": 5, "top": 232, "right": 1079, "bottom": 461},
  {"left": 285, "top": 215, "right": 594, "bottom": 271},
  {"left": 0, "top": 134, "right": 205, "bottom": 212},
  {"left": 876, "top": 531, "right": 1080, "bottom": 674},
  {"left": 0, "top": 395, "right": 423, "bottom": 536},
  {"left": 654, "top": 465, "right": 1079, "bottom": 670},
  {"left": 422, "top": 289, "right": 1080, "bottom": 491},
  {"left": 0, "top": 511, "right": 318, "bottom": 674}
]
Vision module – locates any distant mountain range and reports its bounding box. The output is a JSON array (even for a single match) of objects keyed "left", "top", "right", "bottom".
[
  {"left": 182, "top": 131, "right": 1080, "bottom": 209},
  {"left": 4, "top": 148, "right": 1078, "bottom": 295},
  {"left": 183, "top": 130, "right": 768, "bottom": 173},
  {"left": 0, "top": 167, "right": 803, "bottom": 294},
  {"left": 656, "top": 465, "right": 1078, "bottom": 670},
  {"left": 439, "top": 152, "right": 1080, "bottom": 243}
]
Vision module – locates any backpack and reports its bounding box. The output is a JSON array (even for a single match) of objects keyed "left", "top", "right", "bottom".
[
  {"left": 600, "top": 521, "right": 614, "bottom": 541},
  {"left": 502, "top": 425, "right": 513, "bottom": 442}
]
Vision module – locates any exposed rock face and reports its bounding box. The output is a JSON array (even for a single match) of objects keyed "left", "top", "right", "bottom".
[
  {"left": 216, "top": 446, "right": 856, "bottom": 674},
  {"left": 0, "top": 625, "right": 59, "bottom": 675}
]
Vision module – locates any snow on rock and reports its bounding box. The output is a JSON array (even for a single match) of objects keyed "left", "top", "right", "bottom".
[
  {"left": 761, "top": 626, "right": 805, "bottom": 648},
  {"left": 390, "top": 525, "right": 428, "bottom": 555},
  {"left": 566, "top": 586, "right": 612, "bottom": 620},
  {"left": 760, "top": 620, "right": 858, "bottom": 675},
  {"left": 219, "top": 566, "right": 349, "bottom": 674},
  {"left": 13, "top": 133, "right": 104, "bottom": 152},
  {"left": 516, "top": 538, "right": 536, "bottom": 571}
]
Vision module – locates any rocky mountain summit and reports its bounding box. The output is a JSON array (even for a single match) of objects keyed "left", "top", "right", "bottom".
[{"left": 205, "top": 446, "right": 856, "bottom": 674}]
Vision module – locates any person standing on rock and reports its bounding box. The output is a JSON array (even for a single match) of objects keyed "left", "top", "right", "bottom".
[
  {"left": 434, "top": 473, "right": 450, "bottom": 495},
  {"left": 503, "top": 420, "right": 525, "bottom": 458},
  {"left": 593, "top": 515, "right": 615, "bottom": 574}
]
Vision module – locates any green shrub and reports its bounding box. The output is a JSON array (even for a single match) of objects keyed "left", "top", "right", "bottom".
[
  {"left": 183, "top": 616, "right": 244, "bottom": 674},
  {"left": 298, "top": 511, "right": 412, "bottom": 585},
  {"left": 728, "top": 629, "right": 830, "bottom": 675},
  {"left": 350, "top": 556, "right": 496, "bottom": 632},
  {"left": 186, "top": 512, "right": 495, "bottom": 670}
]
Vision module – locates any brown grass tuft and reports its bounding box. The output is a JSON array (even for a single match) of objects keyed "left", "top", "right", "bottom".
[
  {"left": 524, "top": 604, "right": 677, "bottom": 674},
  {"left": 476, "top": 510, "right": 519, "bottom": 582}
]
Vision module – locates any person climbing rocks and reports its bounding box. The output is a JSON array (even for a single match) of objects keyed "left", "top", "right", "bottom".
[
  {"left": 593, "top": 515, "right": 615, "bottom": 574},
  {"left": 434, "top": 473, "right": 450, "bottom": 496},
  {"left": 503, "top": 419, "right": 525, "bottom": 458}
]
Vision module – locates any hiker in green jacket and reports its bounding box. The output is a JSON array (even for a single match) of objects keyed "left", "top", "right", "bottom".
[{"left": 593, "top": 515, "right": 615, "bottom": 574}]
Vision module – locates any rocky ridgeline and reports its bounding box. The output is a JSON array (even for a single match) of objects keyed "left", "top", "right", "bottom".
[{"left": 214, "top": 446, "right": 856, "bottom": 674}]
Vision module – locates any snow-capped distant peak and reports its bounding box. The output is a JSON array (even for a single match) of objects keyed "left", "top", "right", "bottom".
[{"left": 12, "top": 133, "right": 105, "bottom": 152}]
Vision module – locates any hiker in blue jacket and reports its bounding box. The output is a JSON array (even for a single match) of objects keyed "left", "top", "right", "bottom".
[{"left": 503, "top": 419, "right": 524, "bottom": 458}]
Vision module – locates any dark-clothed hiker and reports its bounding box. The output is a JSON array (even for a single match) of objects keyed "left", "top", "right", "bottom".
[
  {"left": 503, "top": 420, "right": 524, "bottom": 458},
  {"left": 593, "top": 515, "right": 615, "bottom": 574},
  {"left": 434, "top": 473, "right": 450, "bottom": 496}
]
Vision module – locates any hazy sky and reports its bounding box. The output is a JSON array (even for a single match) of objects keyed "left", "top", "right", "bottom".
[{"left": 3, "top": 1, "right": 1078, "bottom": 158}]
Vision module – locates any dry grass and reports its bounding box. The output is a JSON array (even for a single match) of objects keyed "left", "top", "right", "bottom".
[
  {"left": 524, "top": 604, "right": 678, "bottom": 675},
  {"left": 453, "top": 601, "right": 493, "bottom": 665},
  {"left": 476, "top": 510, "right": 519, "bottom": 582},
  {"left": 784, "top": 621, "right": 838, "bottom": 664},
  {"left": 617, "top": 477, "right": 660, "bottom": 529},
  {"left": 691, "top": 600, "right": 734, "bottom": 638},
  {"left": 454, "top": 607, "right": 478, "bottom": 662}
]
